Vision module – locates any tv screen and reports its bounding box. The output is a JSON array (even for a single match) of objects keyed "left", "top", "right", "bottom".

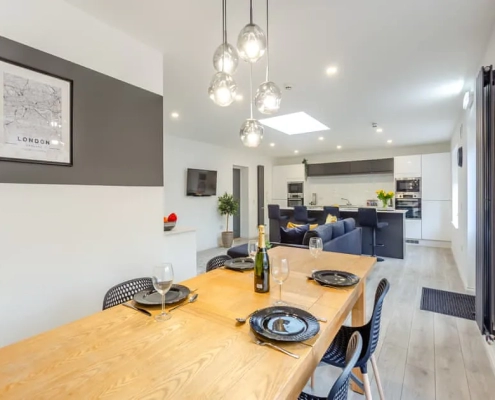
[{"left": 186, "top": 169, "right": 217, "bottom": 196}]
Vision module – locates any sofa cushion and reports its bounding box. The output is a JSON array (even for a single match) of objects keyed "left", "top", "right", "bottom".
[
  {"left": 287, "top": 221, "right": 318, "bottom": 230},
  {"left": 343, "top": 218, "right": 356, "bottom": 233},
  {"left": 280, "top": 224, "right": 309, "bottom": 245},
  {"left": 331, "top": 220, "right": 345, "bottom": 239},
  {"left": 325, "top": 214, "right": 338, "bottom": 224}
]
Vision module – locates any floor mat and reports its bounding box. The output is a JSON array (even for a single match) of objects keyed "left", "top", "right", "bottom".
[{"left": 420, "top": 287, "right": 475, "bottom": 320}]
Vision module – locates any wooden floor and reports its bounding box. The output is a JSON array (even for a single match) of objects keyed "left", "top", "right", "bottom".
[{"left": 304, "top": 245, "right": 495, "bottom": 400}]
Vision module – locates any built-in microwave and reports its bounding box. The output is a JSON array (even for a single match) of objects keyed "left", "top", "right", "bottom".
[
  {"left": 287, "top": 182, "right": 304, "bottom": 194},
  {"left": 396, "top": 178, "right": 420, "bottom": 193}
]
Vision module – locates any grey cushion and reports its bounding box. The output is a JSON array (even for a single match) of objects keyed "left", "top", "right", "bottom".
[
  {"left": 343, "top": 218, "right": 356, "bottom": 233},
  {"left": 331, "top": 220, "right": 345, "bottom": 239}
]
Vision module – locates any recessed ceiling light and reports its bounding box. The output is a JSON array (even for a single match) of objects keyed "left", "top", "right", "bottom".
[
  {"left": 336, "top": 145, "right": 342, "bottom": 149},
  {"left": 270, "top": 143, "right": 275, "bottom": 147},
  {"left": 171, "top": 112, "right": 179, "bottom": 119},
  {"left": 235, "top": 94, "right": 243, "bottom": 101},
  {"left": 294, "top": 150, "right": 299, "bottom": 154},
  {"left": 376, "top": 128, "right": 383, "bottom": 133},
  {"left": 387, "top": 139, "right": 392, "bottom": 144},
  {"left": 259, "top": 112, "right": 330, "bottom": 135},
  {"left": 318, "top": 136, "right": 324, "bottom": 141},
  {"left": 326, "top": 66, "right": 338, "bottom": 75}
]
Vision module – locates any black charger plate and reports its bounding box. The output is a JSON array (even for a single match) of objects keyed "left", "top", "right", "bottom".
[
  {"left": 224, "top": 257, "right": 254, "bottom": 271},
  {"left": 312, "top": 270, "right": 360, "bottom": 287},
  {"left": 133, "top": 284, "right": 190, "bottom": 306},
  {"left": 250, "top": 306, "right": 320, "bottom": 342}
]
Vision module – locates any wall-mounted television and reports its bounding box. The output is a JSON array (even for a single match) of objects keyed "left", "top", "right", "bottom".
[{"left": 186, "top": 168, "right": 217, "bottom": 196}]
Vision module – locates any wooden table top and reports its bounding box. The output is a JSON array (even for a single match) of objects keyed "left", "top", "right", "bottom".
[{"left": 0, "top": 247, "right": 375, "bottom": 400}]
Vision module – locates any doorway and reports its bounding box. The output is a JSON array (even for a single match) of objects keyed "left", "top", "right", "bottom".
[{"left": 233, "top": 168, "right": 241, "bottom": 238}]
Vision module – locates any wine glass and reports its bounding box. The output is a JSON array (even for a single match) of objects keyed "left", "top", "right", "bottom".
[
  {"left": 248, "top": 240, "right": 258, "bottom": 260},
  {"left": 271, "top": 258, "right": 290, "bottom": 306},
  {"left": 152, "top": 263, "right": 174, "bottom": 321},
  {"left": 309, "top": 237, "right": 323, "bottom": 259}
]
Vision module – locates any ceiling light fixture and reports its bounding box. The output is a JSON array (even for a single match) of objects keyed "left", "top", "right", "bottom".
[
  {"left": 240, "top": 64, "right": 263, "bottom": 147},
  {"left": 326, "top": 66, "right": 338, "bottom": 75},
  {"left": 237, "top": 0, "right": 266, "bottom": 63},
  {"left": 318, "top": 136, "right": 324, "bottom": 141},
  {"left": 171, "top": 112, "right": 179, "bottom": 119},
  {"left": 270, "top": 143, "right": 275, "bottom": 147},
  {"left": 294, "top": 150, "right": 299, "bottom": 154},
  {"left": 387, "top": 139, "right": 392, "bottom": 144},
  {"left": 209, "top": 0, "right": 237, "bottom": 107},
  {"left": 235, "top": 94, "right": 243, "bottom": 101},
  {"left": 260, "top": 112, "right": 330, "bottom": 135},
  {"left": 376, "top": 127, "right": 383, "bottom": 133},
  {"left": 254, "top": 0, "right": 281, "bottom": 114},
  {"left": 336, "top": 145, "right": 342, "bottom": 149}
]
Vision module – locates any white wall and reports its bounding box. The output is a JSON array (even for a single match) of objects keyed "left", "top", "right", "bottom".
[
  {"left": 164, "top": 135, "right": 273, "bottom": 251},
  {"left": 307, "top": 174, "right": 394, "bottom": 207},
  {"left": 0, "top": 0, "right": 163, "bottom": 95},
  {"left": 275, "top": 142, "right": 450, "bottom": 166},
  {"left": 0, "top": 1, "right": 165, "bottom": 346}
]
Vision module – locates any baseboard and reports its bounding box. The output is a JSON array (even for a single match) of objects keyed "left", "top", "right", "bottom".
[
  {"left": 405, "top": 239, "right": 451, "bottom": 248},
  {"left": 483, "top": 335, "right": 495, "bottom": 376}
]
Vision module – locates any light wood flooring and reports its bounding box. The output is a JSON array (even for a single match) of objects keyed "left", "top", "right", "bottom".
[{"left": 304, "top": 245, "right": 495, "bottom": 400}]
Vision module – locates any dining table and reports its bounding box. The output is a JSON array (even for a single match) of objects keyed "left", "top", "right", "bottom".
[{"left": 0, "top": 246, "right": 376, "bottom": 400}]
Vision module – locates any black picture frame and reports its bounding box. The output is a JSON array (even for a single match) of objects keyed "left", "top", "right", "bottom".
[{"left": 0, "top": 56, "right": 73, "bottom": 167}]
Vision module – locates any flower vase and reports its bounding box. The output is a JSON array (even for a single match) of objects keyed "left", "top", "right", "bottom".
[{"left": 382, "top": 200, "right": 388, "bottom": 209}]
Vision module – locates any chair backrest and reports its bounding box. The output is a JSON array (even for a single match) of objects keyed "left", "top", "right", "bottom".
[
  {"left": 362, "top": 278, "right": 390, "bottom": 360},
  {"left": 327, "top": 332, "right": 363, "bottom": 400},
  {"left": 323, "top": 206, "right": 341, "bottom": 219},
  {"left": 268, "top": 204, "right": 281, "bottom": 219},
  {"left": 294, "top": 205, "right": 308, "bottom": 221},
  {"left": 102, "top": 277, "right": 153, "bottom": 310},
  {"left": 206, "top": 255, "right": 232, "bottom": 272},
  {"left": 357, "top": 207, "right": 378, "bottom": 228}
]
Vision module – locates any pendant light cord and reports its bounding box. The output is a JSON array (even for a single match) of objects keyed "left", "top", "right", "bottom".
[
  {"left": 223, "top": 0, "right": 227, "bottom": 44},
  {"left": 250, "top": 0, "right": 253, "bottom": 24},
  {"left": 250, "top": 63, "right": 253, "bottom": 119},
  {"left": 265, "top": 0, "right": 270, "bottom": 81}
]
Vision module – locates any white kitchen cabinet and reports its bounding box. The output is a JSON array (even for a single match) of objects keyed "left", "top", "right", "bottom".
[
  {"left": 394, "top": 155, "right": 422, "bottom": 177},
  {"left": 422, "top": 200, "right": 451, "bottom": 241},
  {"left": 272, "top": 164, "right": 305, "bottom": 200},
  {"left": 405, "top": 220, "right": 422, "bottom": 239},
  {"left": 285, "top": 164, "right": 305, "bottom": 181},
  {"left": 421, "top": 153, "right": 451, "bottom": 201}
]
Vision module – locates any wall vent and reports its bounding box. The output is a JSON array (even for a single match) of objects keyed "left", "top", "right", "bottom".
[{"left": 406, "top": 239, "right": 420, "bottom": 244}]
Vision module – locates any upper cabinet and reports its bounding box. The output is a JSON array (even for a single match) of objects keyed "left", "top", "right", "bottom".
[
  {"left": 272, "top": 164, "right": 305, "bottom": 199},
  {"left": 421, "top": 153, "right": 451, "bottom": 200},
  {"left": 394, "top": 155, "right": 422, "bottom": 177},
  {"left": 306, "top": 158, "right": 392, "bottom": 177}
]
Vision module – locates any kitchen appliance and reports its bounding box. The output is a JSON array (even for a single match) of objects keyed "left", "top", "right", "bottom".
[
  {"left": 395, "top": 192, "right": 421, "bottom": 219},
  {"left": 287, "top": 193, "right": 303, "bottom": 207},
  {"left": 287, "top": 182, "right": 304, "bottom": 194},
  {"left": 395, "top": 178, "right": 421, "bottom": 193}
]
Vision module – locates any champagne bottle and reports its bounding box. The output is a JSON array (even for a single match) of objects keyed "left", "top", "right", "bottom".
[{"left": 254, "top": 225, "right": 270, "bottom": 293}]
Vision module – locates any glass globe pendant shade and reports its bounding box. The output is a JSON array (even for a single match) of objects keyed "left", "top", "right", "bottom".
[
  {"left": 208, "top": 72, "right": 237, "bottom": 107},
  {"left": 240, "top": 118, "right": 264, "bottom": 147},
  {"left": 213, "top": 43, "right": 239, "bottom": 75},
  {"left": 237, "top": 23, "right": 267, "bottom": 63},
  {"left": 255, "top": 81, "right": 282, "bottom": 114}
]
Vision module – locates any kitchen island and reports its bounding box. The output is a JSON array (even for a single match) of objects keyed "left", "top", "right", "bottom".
[{"left": 270, "top": 206, "right": 406, "bottom": 259}]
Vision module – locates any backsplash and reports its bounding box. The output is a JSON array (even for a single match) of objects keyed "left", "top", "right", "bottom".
[{"left": 306, "top": 173, "right": 395, "bottom": 206}]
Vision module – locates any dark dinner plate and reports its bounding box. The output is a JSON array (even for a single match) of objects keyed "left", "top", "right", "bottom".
[
  {"left": 312, "top": 270, "right": 360, "bottom": 288},
  {"left": 249, "top": 306, "right": 320, "bottom": 342},
  {"left": 224, "top": 257, "right": 254, "bottom": 271},
  {"left": 133, "top": 284, "right": 190, "bottom": 306}
]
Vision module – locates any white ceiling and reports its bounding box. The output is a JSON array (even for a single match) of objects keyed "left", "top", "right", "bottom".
[{"left": 66, "top": 0, "right": 495, "bottom": 157}]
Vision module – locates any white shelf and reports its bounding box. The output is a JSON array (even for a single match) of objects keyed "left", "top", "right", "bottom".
[{"left": 164, "top": 227, "right": 196, "bottom": 236}]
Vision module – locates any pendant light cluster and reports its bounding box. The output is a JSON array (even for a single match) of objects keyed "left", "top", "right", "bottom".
[{"left": 208, "top": 0, "right": 282, "bottom": 147}]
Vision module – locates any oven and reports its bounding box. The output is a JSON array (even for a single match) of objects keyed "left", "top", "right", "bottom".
[
  {"left": 287, "top": 198, "right": 303, "bottom": 207},
  {"left": 395, "top": 178, "right": 421, "bottom": 193},
  {"left": 287, "top": 182, "right": 304, "bottom": 194},
  {"left": 395, "top": 193, "right": 422, "bottom": 219}
]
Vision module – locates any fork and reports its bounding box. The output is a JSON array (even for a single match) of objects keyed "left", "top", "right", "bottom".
[{"left": 254, "top": 340, "right": 300, "bottom": 359}]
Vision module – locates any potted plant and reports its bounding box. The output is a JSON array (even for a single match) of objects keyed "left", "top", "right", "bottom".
[
  {"left": 218, "top": 192, "right": 239, "bottom": 248},
  {"left": 376, "top": 189, "right": 394, "bottom": 209}
]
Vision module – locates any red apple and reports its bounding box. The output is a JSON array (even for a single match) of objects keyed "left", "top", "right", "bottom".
[{"left": 168, "top": 213, "right": 177, "bottom": 222}]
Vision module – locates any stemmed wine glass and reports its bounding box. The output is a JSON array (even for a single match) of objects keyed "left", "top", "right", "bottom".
[
  {"left": 248, "top": 240, "right": 258, "bottom": 260},
  {"left": 271, "top": 258, "right": 290, "bottom": 306},
  {"left": 309, "top": 237, "right": 323, "bottom": 259},
  {"left": 152, "top": 263, "right": 174, "bottom": 321}
]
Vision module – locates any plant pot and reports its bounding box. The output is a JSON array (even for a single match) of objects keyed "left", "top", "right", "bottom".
[{"left": 222, "top": 231, "right": 234, "bottom": 248}]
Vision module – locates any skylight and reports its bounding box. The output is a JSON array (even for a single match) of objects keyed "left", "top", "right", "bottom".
[{"left": 259, "top": 112, "right": 330, "bottom": 135}]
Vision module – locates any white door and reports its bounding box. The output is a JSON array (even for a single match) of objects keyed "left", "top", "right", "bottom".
[
  {"left": 422, "top": 153, "right": 451, "bottom": 200},
  {"left": 422, "top": 200, "right": 451, "bottom": 241},
  {"left": 405, "top": 220, "right": 422, "bottom": 239}
]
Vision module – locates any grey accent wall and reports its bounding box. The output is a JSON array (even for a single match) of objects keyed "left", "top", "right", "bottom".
[{"left": 0, "top": 36, "right": 163, "bottom": 186}]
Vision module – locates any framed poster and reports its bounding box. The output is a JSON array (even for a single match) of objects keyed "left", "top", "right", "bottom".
[{"left": 0, "top": 58, "right": 72, "bottom": 166}]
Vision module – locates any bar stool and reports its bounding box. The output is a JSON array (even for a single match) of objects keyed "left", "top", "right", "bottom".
[
  {"left": 358, "top": 208, "right": 388, "bottom": 262},
  {"left": 268, "top": 204, "right": 289, "bottom": 223},
  {"left": 323, "top": 206, "right": 340, "bottom": 220},
  {"left": 294, "top": 205, "right": 317, "bottom": 224}
]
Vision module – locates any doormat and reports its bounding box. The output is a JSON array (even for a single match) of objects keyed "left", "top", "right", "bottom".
[{"left": 420, "top": 287, "right": 475, "bottom": 320}]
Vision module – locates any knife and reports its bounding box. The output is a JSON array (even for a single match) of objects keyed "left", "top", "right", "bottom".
[{"left": 122, "top": 303, "right": 152, "bottom": 317}]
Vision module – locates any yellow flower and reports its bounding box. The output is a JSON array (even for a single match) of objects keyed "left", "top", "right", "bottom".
[{"left": 388, "top": 191, "right": 394, "bottom": 196}]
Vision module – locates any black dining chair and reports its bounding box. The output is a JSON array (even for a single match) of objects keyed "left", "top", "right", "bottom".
[
  {"left": 321, "top": 279, "right": 390, "bottom": 400},
  {"left": 268, "top": 204, "right": 290, "bottom": 223},
  {"left": 206, "top": 254, "right": 232, "bottom": 272},
  {"left": 299, "top": 332, "right": 363, "bottom": 400},
  {"left": 102, "top": 277, "right": 153, "bottom": 310},
  {"left": 323, "top": 206, "right": 341, "bottom": 221},
  {"left": 358, "top": 208, "right": 389, "bottom": 262},
  {"left": 294, "top": 205, "right": 318, "bottom": 224}
]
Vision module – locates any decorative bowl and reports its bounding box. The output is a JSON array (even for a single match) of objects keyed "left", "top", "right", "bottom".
[{"left": 164, "top": 222, "right": 176, "bottom": 231}]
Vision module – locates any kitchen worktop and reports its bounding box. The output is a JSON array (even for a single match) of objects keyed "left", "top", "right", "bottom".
[{"left": 281, "top": 206, "right": 407, "bottom": 214}]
